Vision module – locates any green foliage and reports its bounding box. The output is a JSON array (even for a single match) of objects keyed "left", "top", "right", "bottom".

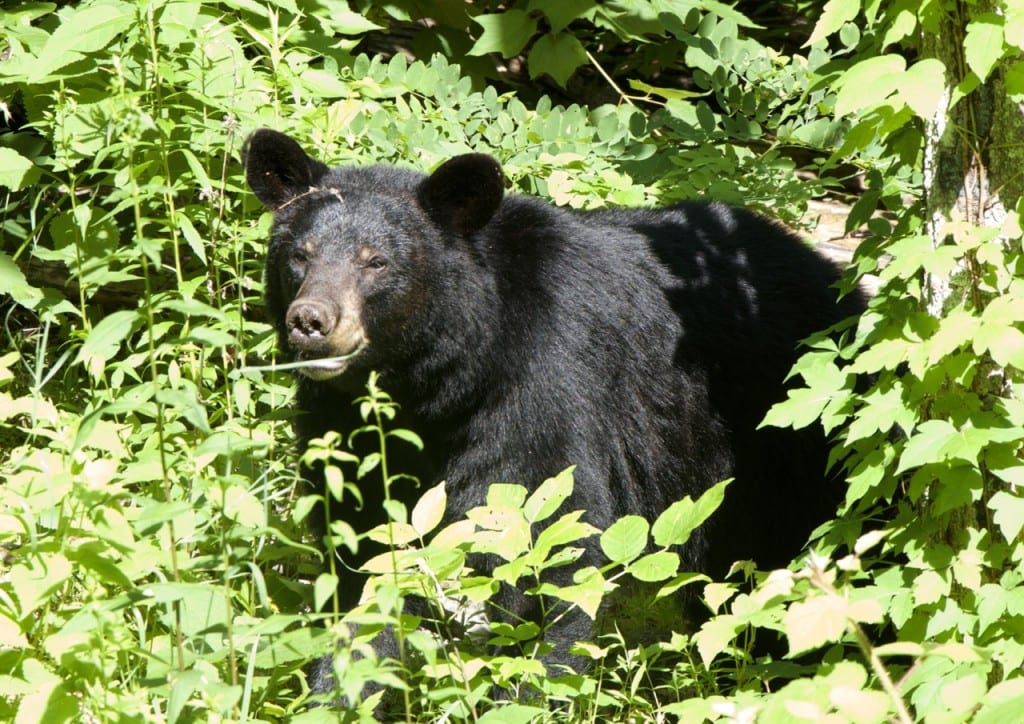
[{"left": 3, "top": 0, "right": 1024, "bottom": 720}]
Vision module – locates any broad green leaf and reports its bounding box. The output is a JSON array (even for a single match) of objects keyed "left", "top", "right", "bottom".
[
  {"left": 897, "top": 419, "right": 962, "bottom": 472},
  {"left": 528, "top": 32, "right": 587, "bottom": 87},
  {"left": 31, "top": 3, "right": 136, "bottom": 81},
  {"left": 974, "top": 322, "right": 1024, "bottom": 370},
  {"left": 804, "top": 0, "right": 859, "bottom": 46},
  {"left": 219, "top": 484, "right": 265, "bottom": 528},
  {"left": 651, "top": 479, "right": 730, "bottom": 548},
  {"left": 834, "top": 55, "right": 906, "bottom": 116},
  {"left": 411, "top": 482, "right": 446, "bottom": 537},
  {"left": 975, "top": 679, "right": 1024, "bottom": 724},
  {"left": 468, "top": 11, "right": 537, "bottom": 57},
  {"left": 486, "top": 483, "right": 527, "bottom": 510},
  {"left": 9, "top": 554, "right": 72, "bottom": 618},
  {"left": 75, "top": 310, "right": 140, "bottom": 377},
  {"left": 694, "top": 613, "right": 741, "bottom": 666},
  {"left": 762, "top": 386, "right": 833, "bottom": 430},
  {"left": 0, "top": 148, "right": 39, "bottom": 190},
  {"left": 784, "top": 594, "right": 849, "bottom": 655},
  {"left": 531, "top": 510, "right": 599, "bottom": 560},
  {"left": 964, "top": 16, "right": 1005, "bottom": 81},
  {"left": 600, "top": 515, "right": 649, "bottom": 563},
  {"left": 524, "top": 466, "right": 574, "bottom": 523},
  {"left": 537, "top": 565, "right": 606, "bottom": 618},
  {"left": 0, "top": 251, "right": 42, "bottom": 308},
  {"left": 477, "top": 704, "right": 547, "bottom": 723},
  {"left": 899, "top": 59, "right": 947, "bottom": 119},
  {"left": 941, "top": 674, "right": 987, "bottom": 716},
  {"left": 529, "top": 0, "right": 597, "bottom": 34},
  {"left": 627, "top": 551, "right": 679, "bottom": 582},
  {"left": 989, "top": 491, "right": 1024, "bottom": 543}
]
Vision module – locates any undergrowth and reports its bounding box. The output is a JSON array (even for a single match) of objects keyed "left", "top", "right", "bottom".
[{"left": 2, "top": 1, "right": 1024, "bottom": 721}]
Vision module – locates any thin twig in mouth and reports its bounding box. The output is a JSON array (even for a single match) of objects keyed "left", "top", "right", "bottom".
[{"left": 241, "top": 344, "right": 366, "bottom": 373}]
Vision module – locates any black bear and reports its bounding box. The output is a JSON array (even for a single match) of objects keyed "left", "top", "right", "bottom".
[{"left": 244, "top": 128, "right": 865, "bottom": 696}]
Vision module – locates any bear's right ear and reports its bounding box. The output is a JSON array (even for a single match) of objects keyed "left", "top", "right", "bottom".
[
  {"left": 243, "top": 129, "right": 329, "bottom": 209},
  {"left": 417, "top": 154, "right": 504, "bottom": 236}
]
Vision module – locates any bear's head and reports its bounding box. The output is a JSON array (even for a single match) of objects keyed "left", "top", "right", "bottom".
[{"left": 243, "top": 129, "right": 505, "bottom": 381}]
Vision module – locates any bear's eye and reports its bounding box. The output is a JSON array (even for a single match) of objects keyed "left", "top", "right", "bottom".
[
  {"left": 291, "top": 248, "right": 309, "bottom": 266},
  {"left": 364, "top": 256, "right": 388, "bottom": 271}
]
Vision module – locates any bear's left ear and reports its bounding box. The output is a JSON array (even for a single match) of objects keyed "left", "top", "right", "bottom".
[
  {"left": 417, "top": 154, "right": 504, "bottom": 235},
  {"left": 243, "top": 129, "right": 329, "bottom": 209}
]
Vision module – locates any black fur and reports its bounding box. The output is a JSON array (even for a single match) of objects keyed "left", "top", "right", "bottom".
[{"left": 244, "top": 128, "right": 866, "bottom": 697}]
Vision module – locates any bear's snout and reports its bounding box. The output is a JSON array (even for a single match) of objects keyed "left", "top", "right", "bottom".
[
  {"left": 287, "top": 299, "right": 336, "bottom": 342},
  {"left": 285, "top": 295, "right": 367, "bottom": 379}
]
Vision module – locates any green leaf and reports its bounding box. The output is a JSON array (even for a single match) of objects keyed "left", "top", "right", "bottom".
[
  {"left": 0, "top": 251, "right": 43, "bottom": 308},
  {"left": 834, "top": 55, "right": 906, "bottom": 116},
  {"left": 528, "top": 32, "right": 587, "bottom": 87},
  {"left": 411, "top": 482, "right": 446, "bottom": 537},
  {"left": 0, "top": 148, "right": 39, "bottom": 190},
  {"left": 219, "top": 484, "right": 265, "bottom": 528},
  {"left": 469, "top": 11, "right": 538, "bottom": 57},
  {"left": 785, "top": 594, "right": 849, "bottom": 655},
  {"left": 989, "top": 491, "right": 1024, "bottom": 544},
  {"left": 694, "top": 613, "right": 741, "bottom": 666},
  {"left": 627, "top": 551, "right": 679, "bottom": 582},
  {"left": 75, "top": 310, "right": 140, "bottom": 377},
  {"left": 528, "top": 0, "right": 596, "bottom": 34},
  {"left": 964, "top": 15, "right": 1005, "bottom": 82},
  {"left": 537, "top": 565, "right": 606, "bottom": 618},
  {"left": 477, "top": 704, "right": 547, "bottom": 723},
  {"left": 899, "top": 59, "right": 947, "bottom": 120},
  {"left": 486, "top": 483, "right": 527, "bottom": 510},
  {"left": 804, "top": 0, "right": 859, "bottom": 47},
  {"left": 600, "top": 515, "right": 649, "bottom": 563},
  {"left": 974, "top": 322, "right": 1024, "bottom": 370},
  {"left": 314, "top": 573, "right": 339, "bottom": 611},
  {"left": 31, "top": 3, "right": 136, "bottom": 81},
  {"left": 651, "top": 479, "right": 731, "bottom": 548},
  {"left": 523, "top": 466, "right": 574, "bottom": 523}
]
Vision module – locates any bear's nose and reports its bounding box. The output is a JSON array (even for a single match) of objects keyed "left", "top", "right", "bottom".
[{"left": 287, "top": 299, "right": 337, "bottom": 344}]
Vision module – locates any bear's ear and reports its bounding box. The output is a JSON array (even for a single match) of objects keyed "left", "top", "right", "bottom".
[
  {"left": 243, "top": 129, "right": 329, "bottom": 209},
  {"left": 417, "top": 154, "right": 504, "bottom": 235}
]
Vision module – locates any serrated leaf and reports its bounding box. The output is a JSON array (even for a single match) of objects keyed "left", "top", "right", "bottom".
[
  {"left": 600, "top": 515, "right": 649, "bottom": 563},
  {"left": 974, "top": 322, "right": 1024, "bottom": 369},
  {"left": 538, "top": 566, "right": 606, "bottom": 618},
  {"left": 694, "top": 614, "right": 741, "bottom": 666},
  {"left": 528, "top": 32, "right": 587, "bottom": 87},
  {"left": 0, "top": 148, "right": 39, "bottom": 190},
  {"left": 411, "top": 482, "right": 446, "bottom": 537},
  {"left": 989, "top": 491, "right": 1024, "bottom": 543},
  {"left": 469, "top": 11, "right": 537, "bottom": 58},
  {"left": 31, "top": 4, "right": 136, "bottom": 81}
]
